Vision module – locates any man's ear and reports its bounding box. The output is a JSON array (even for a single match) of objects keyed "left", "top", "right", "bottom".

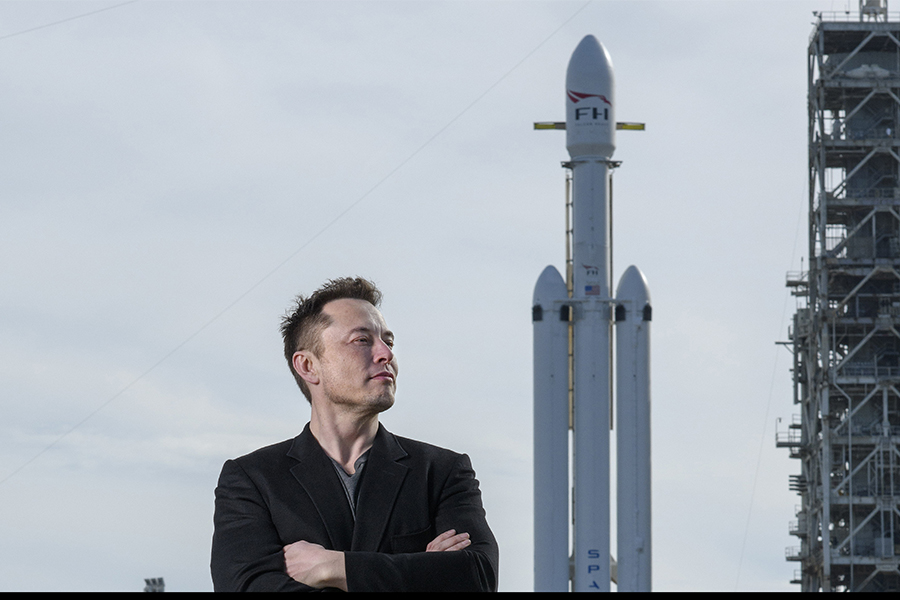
[{"left": 292, "top": 351, "right": 320, "bottom": 386}]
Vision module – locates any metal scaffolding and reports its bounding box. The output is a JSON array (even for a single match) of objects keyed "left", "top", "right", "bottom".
[{"left": 779, "top": 2, "right": 900, "bottom": 591}]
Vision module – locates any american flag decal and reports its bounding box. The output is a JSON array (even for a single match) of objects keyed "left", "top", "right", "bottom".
[{"left": 585, "top": 285, "right": 600, "bottom": 296}]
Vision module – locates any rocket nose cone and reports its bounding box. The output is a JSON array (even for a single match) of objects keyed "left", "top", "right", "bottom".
[
  {"left": 533, "top": 265, "right": 567, "bottom": 305},
  {"left": 565, "top": 34, "right": 615, "bottom": 158},
  {"left": 615, "top": 265, "right": 651, "bottom": 306},
  {"left": 566, "top": 35, "right": 613, "bottom": 87}
]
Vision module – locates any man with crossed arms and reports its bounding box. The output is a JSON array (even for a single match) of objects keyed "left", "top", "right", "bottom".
[{"left": 211, "top": 277, "right": 498, "bottom": 591}]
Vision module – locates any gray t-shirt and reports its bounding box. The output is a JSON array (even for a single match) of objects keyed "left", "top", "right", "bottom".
[{"left": 328, "top": 450, "right": 370, "bottom": 520}]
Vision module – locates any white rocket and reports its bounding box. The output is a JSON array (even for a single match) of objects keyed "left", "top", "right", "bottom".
[
  {"left": 532, "top": 265, "right": 570, "bottom": 592},
  {"left": 615, "top": 265, "right": 652, "bottom": 592},
  {"left": 533, "top": 35, "right": 652, "bottom": 592},
  {"left": 568, "top": 34, "right": 615, "bottom": 593}
]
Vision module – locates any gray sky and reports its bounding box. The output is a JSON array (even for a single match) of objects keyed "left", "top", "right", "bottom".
[{"left": 0, "top": 0, "right": 828, "bottom": 591}]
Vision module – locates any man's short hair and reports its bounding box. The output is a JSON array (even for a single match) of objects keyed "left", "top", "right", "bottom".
[{"left": 280, "top": 277, "right": 383, "bottom": 402}]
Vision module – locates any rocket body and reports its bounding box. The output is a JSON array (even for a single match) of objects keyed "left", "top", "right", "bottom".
[
  {"left": 532, "top": 266, "right": 571, "bottom": 592},
  {"left": 615, "top": 266, "right": 652, "bottom": 592},
  {"left": 533, "top": 34, "right": 649, "bottom": 593},
  {"left": 567, "top": 34, "right": 615, "bottom": 593}
]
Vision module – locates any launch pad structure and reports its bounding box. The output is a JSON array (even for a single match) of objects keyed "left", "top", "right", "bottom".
[{"left": 779, "top": 1, "right": 900, "bottom": 591}]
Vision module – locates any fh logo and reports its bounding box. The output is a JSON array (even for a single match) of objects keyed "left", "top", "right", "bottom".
[
  {"left": 582, "top": 263, "right": 599, "bottom": 277},
  {"left": 575, "top": 106, "right": 609, "bottom": 121},
  {"left": 568, "top": 90, "right": 611, "bottom": 122}
]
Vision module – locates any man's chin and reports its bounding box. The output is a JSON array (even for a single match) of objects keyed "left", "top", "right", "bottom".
[{"left": 368, "top": 393, "right": 395, "bottom": 413}]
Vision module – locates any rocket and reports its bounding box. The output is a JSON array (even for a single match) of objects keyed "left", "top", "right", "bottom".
[
  {"left": 615, "top": 265, "right": 652, "bottom": 592},
  {"left": 533, "top": 35, "right": 651, "bottom": 592},
  {"left": 532, "top": 265, "right": 571, "bottom": 592},
  {"left": 569, "top": 34, "right": 615, "bottom": 593}
]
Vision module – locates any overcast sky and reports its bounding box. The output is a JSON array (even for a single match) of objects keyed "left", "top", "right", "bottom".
[{"left": 0, "top": 0, "right": 841, "bottom": 591}]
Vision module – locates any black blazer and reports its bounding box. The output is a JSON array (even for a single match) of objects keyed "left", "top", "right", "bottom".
[{"left": 211, "top": 423, "right": 499, "bottom": 591}]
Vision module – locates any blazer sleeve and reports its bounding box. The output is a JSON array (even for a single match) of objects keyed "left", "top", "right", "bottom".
[
  {"left": 343, "top": 453, "right": 499, "bottom": 592},
  {"left": 210, "top": 459, "right": 311, "bottom": 592}
]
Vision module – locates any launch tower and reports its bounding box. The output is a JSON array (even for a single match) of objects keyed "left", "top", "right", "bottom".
[{"left": 781, "top": 1, "right": 900, "bottom": 591}]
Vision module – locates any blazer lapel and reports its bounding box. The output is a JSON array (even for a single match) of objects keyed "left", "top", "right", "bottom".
[
  {"left": 351, "top": 424, "right": 409, "bottom": 551},
  {"left": 287, "top": 424, "right": 355, "bottom": 551}
]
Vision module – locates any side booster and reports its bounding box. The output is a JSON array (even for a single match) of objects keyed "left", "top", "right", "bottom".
[
  {"left": 615, "top": 266, "right": 652, "bottom": 593},
  {"left": 532, "top": 266, "right": 570, "bottom": 592}
]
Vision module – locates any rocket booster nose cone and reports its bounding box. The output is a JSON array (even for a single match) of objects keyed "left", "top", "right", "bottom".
[
  {"left": 565, "top": 35, "right": 615, "bottom": 159},
  {"left": 533, "top": 265, "right": 567, "bottom": 306},
  {"left": 615, "top": 265, "right": 651, "bottom": 307},
  {"left": 566, "top": 35, "right": 612, "bottom": 83}
]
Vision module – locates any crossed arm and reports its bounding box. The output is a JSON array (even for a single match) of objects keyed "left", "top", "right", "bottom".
[
  {"left": 283, "top": 529, "right": 472, "bottom": 591},
  {"left": 212, "top": 453, "right": 498, "bottom": 592}
]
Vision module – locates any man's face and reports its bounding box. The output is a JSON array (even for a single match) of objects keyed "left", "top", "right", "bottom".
[{"left": 312, "top": 298, "right": 398, "bottom": 413}]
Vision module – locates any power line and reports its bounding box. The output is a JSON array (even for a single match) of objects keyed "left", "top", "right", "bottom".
[
  {"left": 0, "top": 1, "right": 594, "bottom": 486},
  {"left": 734, "top": 185, "right": 806, "bottom": 589},
  {"left": 0, "top": 1, "right": 140, "bottom": 42}
]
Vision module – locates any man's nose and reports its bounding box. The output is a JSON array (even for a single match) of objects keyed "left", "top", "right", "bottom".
[{"left": 374, "top": 339, "right": 394, "bottom": 363}]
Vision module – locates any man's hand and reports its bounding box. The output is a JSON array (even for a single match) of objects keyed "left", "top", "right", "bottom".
[
  {"left": 284, "top": 530, "right": 467, "bottom": 590},
  {"left": 426, "top": 529, "right": 471, "bottom": 552},
  {"left": 283, "top": 540, "right": 347, "bottom": 591}
]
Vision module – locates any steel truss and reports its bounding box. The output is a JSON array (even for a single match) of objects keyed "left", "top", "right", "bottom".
[{"left": 779, "top": 9, "right": 900, "bottom": 592}]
